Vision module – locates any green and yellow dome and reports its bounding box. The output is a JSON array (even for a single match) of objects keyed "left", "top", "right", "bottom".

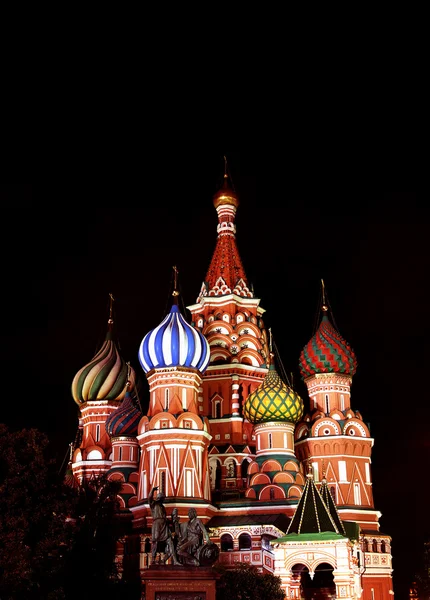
[{"left": 244, "top": 358, "right": 304, "bottom": 424}]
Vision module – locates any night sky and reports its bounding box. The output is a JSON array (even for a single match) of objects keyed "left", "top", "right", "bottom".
[{"left": 0, "top": 172, "right": 427, "bottom": 597}]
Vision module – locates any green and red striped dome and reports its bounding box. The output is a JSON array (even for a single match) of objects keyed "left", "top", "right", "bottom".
[{"left": 299, "top": 311, "right": 357, "bottom": 378}]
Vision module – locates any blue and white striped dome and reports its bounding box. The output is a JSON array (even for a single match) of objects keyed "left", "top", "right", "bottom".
[{"left": 138, "top": 304, "right": 210, "bottom": 373}]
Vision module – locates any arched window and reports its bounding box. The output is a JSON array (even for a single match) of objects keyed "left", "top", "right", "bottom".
[
  {"left": 241, "top": 460, "right": 249, "bottom": 479},
  {"left": 95, "top": 424, "right": 100, "bottom": 442},
  {"left": 221, "top": 534, "right": 234, "bottom": 552},
  {"left": 238, "top": 533, "right": 251, "bottom": 550},
  {"left": 215, "top": 401, "right": 221, "bottom": 419}
]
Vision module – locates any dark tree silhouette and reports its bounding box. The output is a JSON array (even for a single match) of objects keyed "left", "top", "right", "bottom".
[
  {"left": 0, "top": 424, "right": 140, "bottom": 600},
  {"left": 215, "top": 562, "right": 284, "bottom": 600}
]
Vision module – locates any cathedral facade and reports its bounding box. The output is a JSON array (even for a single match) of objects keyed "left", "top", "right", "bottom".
[{"left": 69, "top": 164, "right": 393, "bottom": 599}]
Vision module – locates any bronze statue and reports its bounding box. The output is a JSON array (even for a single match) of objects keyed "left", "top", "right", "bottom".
[
  {"left": 149, "top": 490, "right": 218, "bottom": 567},
  {"left": 177, "top": 508, "right": 219, "bottom": 566},
  {"left": 149, "top": 486, "right": 180, "bottom": 565}
]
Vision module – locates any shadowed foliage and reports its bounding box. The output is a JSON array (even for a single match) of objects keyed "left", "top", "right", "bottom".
[
  {"left": 0, "top": 424, "right": 140, "bottom": 599},
  {"left": 215, "top": 562, "right": 284, "bottom": 600}
]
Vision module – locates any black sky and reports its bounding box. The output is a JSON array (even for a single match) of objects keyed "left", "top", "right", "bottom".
[{"left": 0, "top": 171, "right": 427, "bottom": 597}]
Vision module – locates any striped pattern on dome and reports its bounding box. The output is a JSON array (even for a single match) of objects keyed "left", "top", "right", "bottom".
[
  {"left": 71, "top": 330, "right": 136, "bottom": 405},
  {"left": 244, "top": 365, "right": 304, "bottom": 424},
  {"left": 299, "top": 315, "right": 357, "bottom": 378},
  {"left": 138, "top": 304, "right": 210, "bottom": 373},
  {"left": 106, "top": 391, "right": 141, "bottom": 437}
]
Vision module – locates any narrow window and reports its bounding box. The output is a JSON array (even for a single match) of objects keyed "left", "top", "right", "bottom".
[
  {"left": 215, "top": 401, "right": 221, "bottom": 419},
  {"left": 339, "top": 461, "right": 347, "bottom": 482},
  {"left": 95, "top": 424, "right": 100, "bottom": 442},
  {"left": 325, "top": 394, "right": 330, "bottom": 413},
  {"left": 340, "top": 394, "right": 345, "bottom": 410},
  {"left": 268, "top": 433, "right": 272, "bottom": 448},
  {"left": 182, "top": 388, "right": 187, "bottom": 410},
  {"left": 312, "top": 462, "right": 319, "bottom": 482},
  {"left": 185, "top": 469, "right": 193, "bottom": 496},
  {"left": 165, "top": 389, "right": 169, "bottom": 410},
  {"left": 119, "top": 447, "right": 122, "bottom": 461},
  {"left": 365, "top": 462, "right": 371, "bottom": 483},
  {"left": 354, "top": 482, "right": 361, "bottom": 505}
]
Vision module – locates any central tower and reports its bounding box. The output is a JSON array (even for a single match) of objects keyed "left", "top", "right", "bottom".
[{"left": 187, "top": 159, "right": 269, "bottom": 495}]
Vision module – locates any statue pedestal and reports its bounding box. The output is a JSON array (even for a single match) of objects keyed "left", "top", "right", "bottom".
[{"left": 142, "top": 565, "right": 220, "bottom": 600}]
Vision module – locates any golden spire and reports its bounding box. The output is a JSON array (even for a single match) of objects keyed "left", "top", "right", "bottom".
[
  {"left": 172, "top": 266, "right": 180, "bottom": 297},
  {"left": 126, "top": 362, "right": 131, "bottom": 387},
  {"left": 223, "top": 155, "right": 228, "bottom": 179},
  {"left": 268, "top": 328, "right": 275, "bottom": 364},
  {"left": 108, "top": 293, "right": 114, "bottom": 326},
  {"left": 321, "top": 279, "right": 328, "bottom": 312}
]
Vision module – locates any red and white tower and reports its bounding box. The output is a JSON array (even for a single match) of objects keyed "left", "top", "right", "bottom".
[
  {"left": 294, "top": 282, "right": 393, "bottom": 598},
  {"left": 130, "top": 273, "right": 215, "bottom": 536},
  {"left": 70, "top": 295, "right": 136, "bottom": 482},
  {"left": 187, "top": 160, "right": 270, "bottom": 496}
]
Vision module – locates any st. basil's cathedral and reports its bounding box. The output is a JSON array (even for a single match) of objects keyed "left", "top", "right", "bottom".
[{"left": 68, "top": 162, "right": 394, "bottom": 599}]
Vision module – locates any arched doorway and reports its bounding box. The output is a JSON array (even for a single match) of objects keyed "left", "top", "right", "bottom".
[
  {"left": 290, "top": 564, "right": 308, "bottom": 599},
  {"left": 305, "top": 562, "right": 336, "bottom": 599},
  {"left": 291, "top": 562, "right": 335, "bottom": 599}
]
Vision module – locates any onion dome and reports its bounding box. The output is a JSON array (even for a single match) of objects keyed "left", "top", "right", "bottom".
[
  {"left": 244, "top": 354, "right": 304, "bottom": 424},
  {"left": 71, "top": 297, "right": 136, "bottom": 405},
  {"left": 105, "top": 388, "right": 142, "bottom": 437},
  {"left": 139, "top": 292, "right": 210, "bottom": 374},
  {"left": 212, "top": 170, "right": 239, "bottom": 210},
  {"left": 299, "top": 306, "right": 357, "bottom": 378}
]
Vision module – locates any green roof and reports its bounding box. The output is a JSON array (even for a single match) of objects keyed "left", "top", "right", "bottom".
[
  {"left": 286, "top": 473, "right": 340, "bottom": 535},
  {"left": 273, "top": 531, "right": 346, "bottom": 543}
]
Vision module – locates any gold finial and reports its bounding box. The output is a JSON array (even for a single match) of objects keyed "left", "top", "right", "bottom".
[
  {"left": 172, "top": 266, "right": 180, "bottom": 297},
  {"left": 108, "top": 293, "right": 114, "bottom": 324},
  {"left": 269, "top": 327, "right": 273, "bottom": 352},
  {"left": 321, "top": 279, "right": 328, "bottom": 312},
  {"left": 223, "top": 155, "right": 228, "bottom": 178}
]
